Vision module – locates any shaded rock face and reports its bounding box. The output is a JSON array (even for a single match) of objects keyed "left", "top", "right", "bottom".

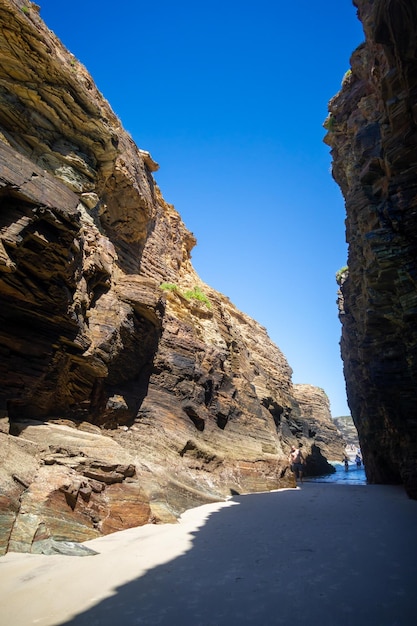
[
  {"left": 292, "top": 385, "right": 346, "bottom": 475},
  {"left": 325, "top": 0, "right": 417, "bottom": 498},
  {"left": 0, "top": 1, "right": 343, "bottom": 553}
]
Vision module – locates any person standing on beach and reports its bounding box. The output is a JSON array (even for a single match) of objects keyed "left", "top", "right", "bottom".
[{"left": 289, "top": 444, "right": 305, "bottom": 483}]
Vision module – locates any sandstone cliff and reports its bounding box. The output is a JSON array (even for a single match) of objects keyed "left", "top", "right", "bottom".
[
  {"left": 0, "top": 0, "right": 344, "bottom": 554},
  {"left": 325, "top": 0, "right": 417, "bottom": 498}
]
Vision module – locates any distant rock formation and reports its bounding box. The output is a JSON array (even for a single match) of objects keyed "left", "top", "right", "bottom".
[
  {"left": 293, "top": 385, "right": 346, "bottom": 473},
  {"left": 333, "top": 416, "right": 360, "bottom": 451},
  {"left": 325, "top": 0, "right": 417, "bottom": 498},
  {"left": 0, "top": 0, "right": 345, "bottom": 554}
]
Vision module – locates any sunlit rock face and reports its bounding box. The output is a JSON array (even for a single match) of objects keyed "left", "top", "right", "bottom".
[
  {"left": 0, "top": 1, "right": 344, "bottom": 554},
  {"left": 333, "top": 415, "right": 360, "bottom": 451},
  {"left": 325, "top": 0, "right": 417, "bottom": 498}
]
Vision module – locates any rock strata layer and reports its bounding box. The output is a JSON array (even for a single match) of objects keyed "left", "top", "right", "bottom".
[
  {"left": 293, "top": 385, "right": 345, "bottom": 474},
  {"left": 0, "top": 0, "right": 345, "bottom": 553},
  {"left": 325, "top": 0, "right": 417, "bottom": 498}
]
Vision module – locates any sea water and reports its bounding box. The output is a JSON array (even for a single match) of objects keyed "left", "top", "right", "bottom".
[{"left": 306, "top": 461, "right": 367, "bottom": 485}]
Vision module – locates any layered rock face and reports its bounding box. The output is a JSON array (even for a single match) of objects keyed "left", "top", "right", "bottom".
[
  {"left": 0, "top": 0, "right": 344, "bottom": 554},
  {"left": 325, "top": 0, "right": 417, "bottom": 498},
  {"left": 292, "top": 385, "right": 345, "bottom": 473}
]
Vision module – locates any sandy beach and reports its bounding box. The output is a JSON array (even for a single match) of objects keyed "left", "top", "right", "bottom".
[{"left": 1, "top": 482, "right": 416, "bottom": 626}]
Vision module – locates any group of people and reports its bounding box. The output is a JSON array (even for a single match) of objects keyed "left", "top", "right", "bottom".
[{"left": 343, "top": 450, "right": 363, "bottom": 471}]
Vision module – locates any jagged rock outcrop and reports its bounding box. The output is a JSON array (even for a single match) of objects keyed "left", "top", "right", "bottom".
[
  {"left": 292, "top": 385, "right": 345, "bottom": 474},
  {"left": 0, "top": 0, "right": 344, "bottom": 554},
  {"left": 325, "top": 0, "right": 417, "bottom": 498}
]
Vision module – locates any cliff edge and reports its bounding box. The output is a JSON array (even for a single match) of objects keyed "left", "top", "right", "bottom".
[{"left": 325, "top": 0, "right": 417, "bottom": 498}]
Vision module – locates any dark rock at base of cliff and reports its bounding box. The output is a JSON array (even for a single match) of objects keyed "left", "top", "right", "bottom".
[{"left": 305, "top": 444, "right": 336, "bottom": 477}]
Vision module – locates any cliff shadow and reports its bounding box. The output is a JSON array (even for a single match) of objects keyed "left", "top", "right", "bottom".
[{"left": 55, "top": 484, "right": 417, "bottom": 626}]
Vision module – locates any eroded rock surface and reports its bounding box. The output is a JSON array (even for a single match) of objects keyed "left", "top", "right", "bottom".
[
  {"left": 0, "top": 0, "right": 343, "bottom": 553},
  {"left": 325, "top": 0, "right": 417, "bottom": 497},
  {"left": 292, "top": 384, "right": 345, "bottom": 474},
  {"left": 333, "top": 415, "right": 360, "bottom": 451}
]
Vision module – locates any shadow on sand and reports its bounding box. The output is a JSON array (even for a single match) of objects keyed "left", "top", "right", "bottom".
[{"left": 59, "top": 484, "right": 417, "bottom": 626}]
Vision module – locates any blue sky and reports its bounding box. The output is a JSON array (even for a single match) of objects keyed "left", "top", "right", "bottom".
[{"left": 38, "top": 1, "right": 364, "bottom": 417}]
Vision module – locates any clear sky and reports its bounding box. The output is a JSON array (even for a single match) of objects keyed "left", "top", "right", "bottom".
[{"left": 38, "top": 1, "right": 364, "bottom": 417}]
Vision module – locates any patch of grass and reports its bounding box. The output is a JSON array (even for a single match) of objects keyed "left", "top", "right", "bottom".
[
  {"left": 21, "top": 5, "right": 29, "bottom": 14},
  {"left": 160, "top": 282, "right": 179, "bottom": 292},
  {"left": 184, "top": 286, "right": 212, "bottom": 309},
  {"left": 159, "top": 282, "right": 212, "bottom": 309},
  {"left": 342, "top": 69, "right": 352, "bottom": 86},
  {"left": 324, "top": 114, "right": 336, "bottom": 132},
  {"left": 336, "top": 266, "right": 349, "bottom": 285}
]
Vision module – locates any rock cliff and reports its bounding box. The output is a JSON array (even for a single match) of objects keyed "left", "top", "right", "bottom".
[
  {"left": 325, "top": 0, "right": 417, "bottom": 498},
  {"left": 333, "top": 415, "right": 360, "bottom": 451},
  {"left": 293, "top": 385, "right": 345, "bottom": 473},
  {"left": 0, "top": 0, "right": 345, "bottom": 554}
]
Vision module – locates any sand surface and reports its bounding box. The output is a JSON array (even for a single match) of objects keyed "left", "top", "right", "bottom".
[{"left": 1, "top": 483, "right": 416, "bottom": 626}]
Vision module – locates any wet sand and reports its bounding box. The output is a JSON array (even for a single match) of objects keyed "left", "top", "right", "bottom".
[{"left": 1, "top": 483, "right": 416, "bottom": 626}]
